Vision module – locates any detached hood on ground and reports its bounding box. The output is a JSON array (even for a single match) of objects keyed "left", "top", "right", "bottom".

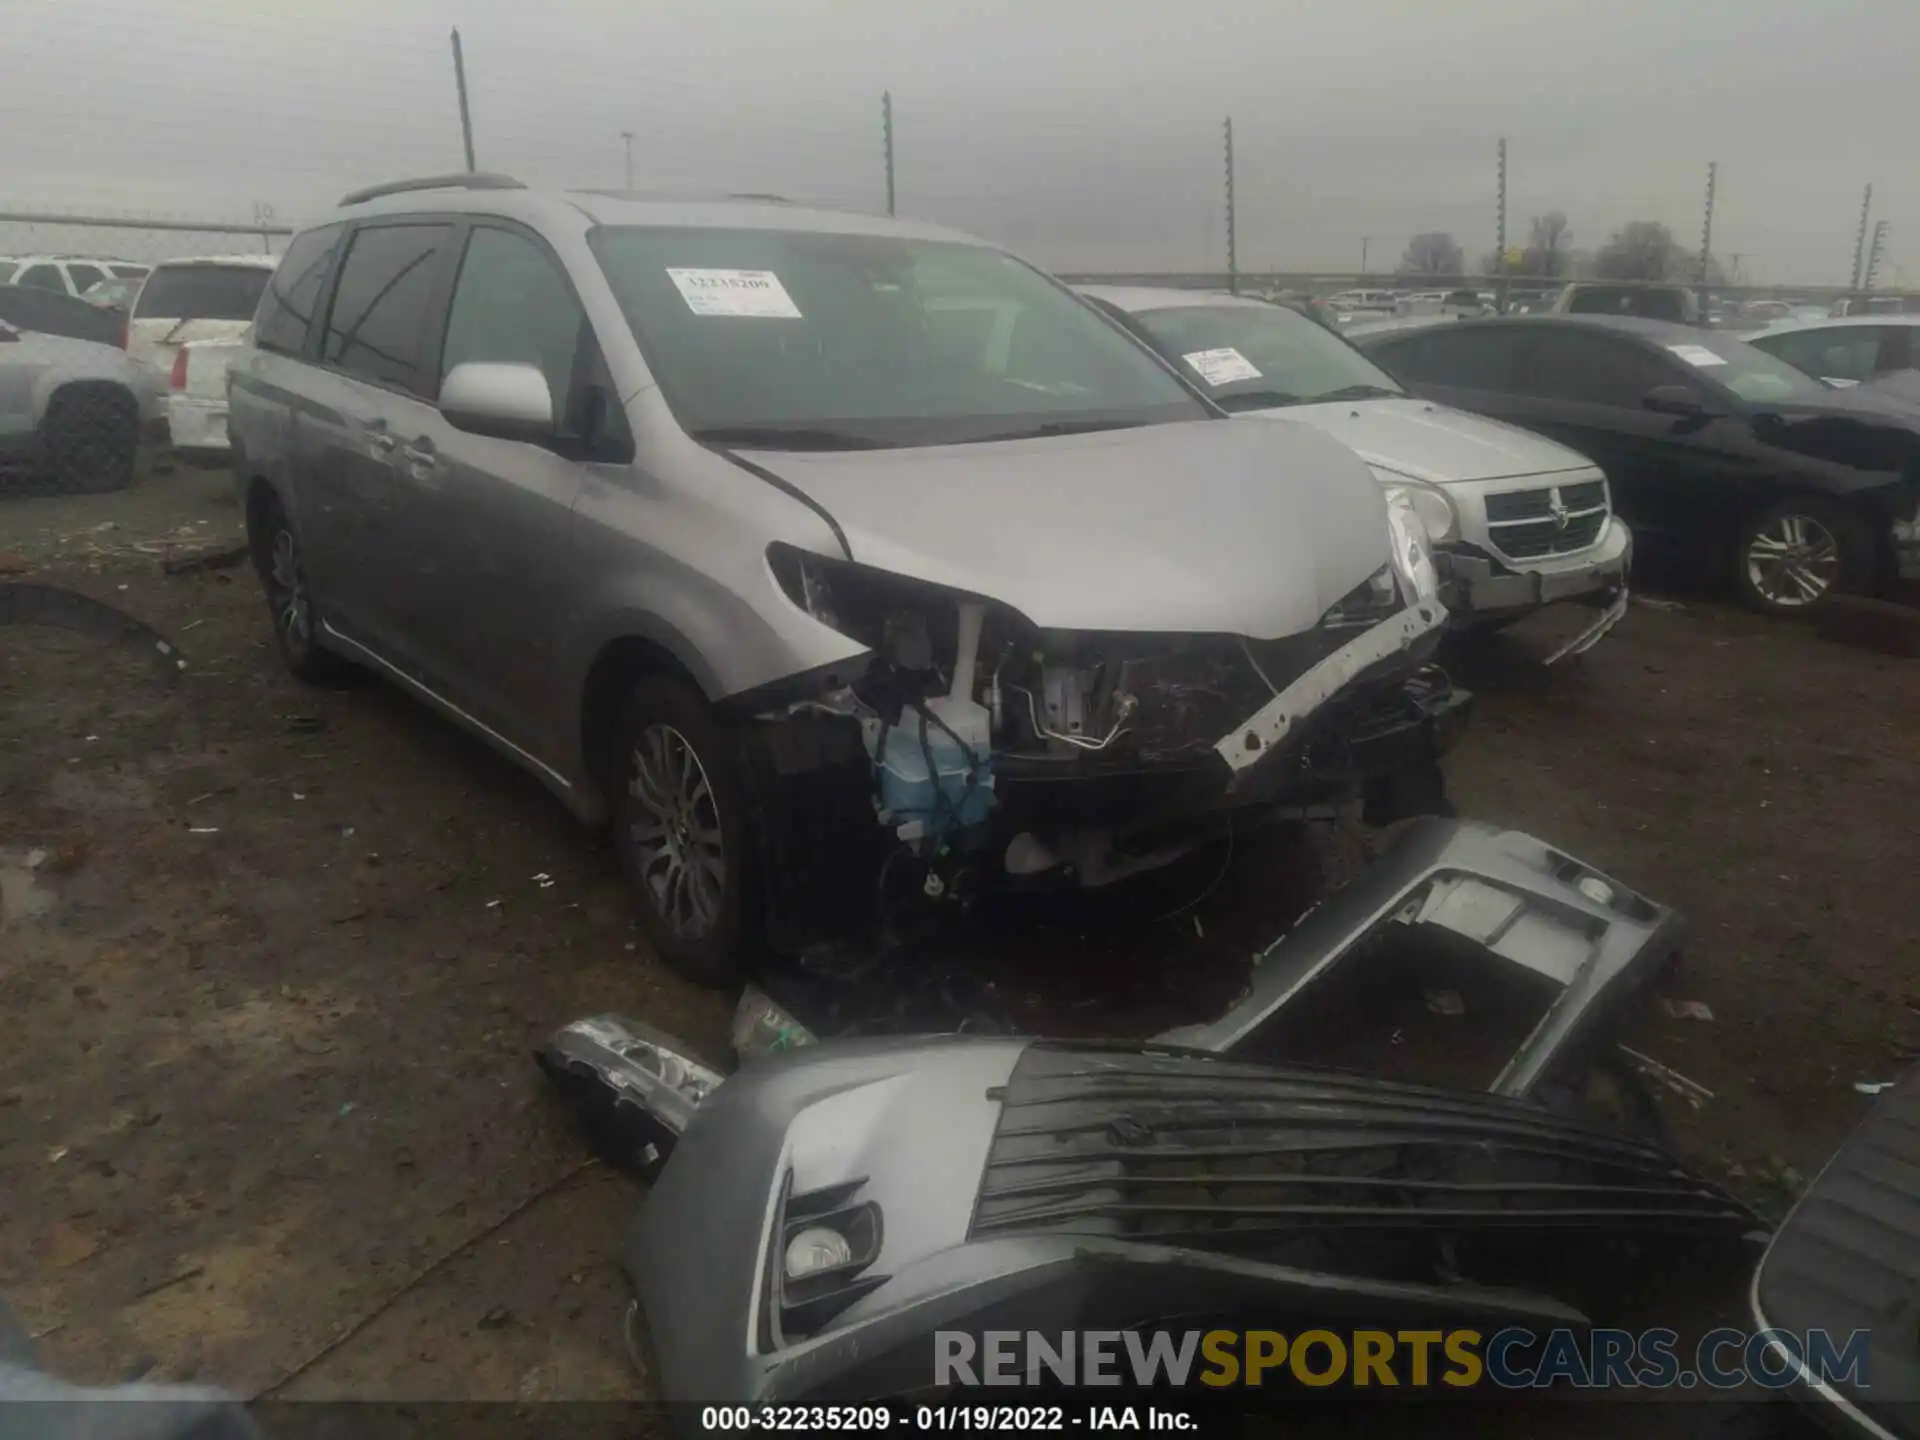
[
  {"left": 739, "top": 419, "right": 1387, "bottom": 641},
  {"left": 1247, "top": 396, "right": 1598, "bottom": 486}
]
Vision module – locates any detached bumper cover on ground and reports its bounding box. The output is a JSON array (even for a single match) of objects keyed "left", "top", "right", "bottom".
[
  {"left": 1161, "top": 817, "right": 1681, "bottom": 1097},
  {"left": 1751, "top": 1068, "right": 1920, "bottom": 1438},
  {"left": 623, "top": 1036, "right": 1751, "bottom": 1405},
  {"left": 578, "top": 819, "right": 1724, "bottom": 1405}
]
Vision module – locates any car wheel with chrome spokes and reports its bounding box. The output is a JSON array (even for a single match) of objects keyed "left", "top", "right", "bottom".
[
  {"left": 250, "top": 490, "right": 343, "bottom": 681},
  {"left": 612, "top": 676, "right": 756, "bottom": 987},
  {"left": 1734, "top": 497, "right": 1871, "bottom": 616}
]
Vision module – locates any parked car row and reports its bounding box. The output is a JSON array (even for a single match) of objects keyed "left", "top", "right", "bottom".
[
  {"left": 0, "top": 251, "right": 276, "bottom": 485},
  {"left": 0, "top": 253, "right": 148, "bottom": 298}
]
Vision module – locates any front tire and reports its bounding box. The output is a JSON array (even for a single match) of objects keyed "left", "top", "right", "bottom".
[
  {"left": 250, "top": 491, "right": 342, "bottom": 682},
  {"left": 1733, "top": 496, "right": 1873, "bottom": 615},
  {"left": 612, "top": 677, "right": 757, "bottom": 988},
  {"left": 40, "top": 387, "right": 138, "bottom": 494}
]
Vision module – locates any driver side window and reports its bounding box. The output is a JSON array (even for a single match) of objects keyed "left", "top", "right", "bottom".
[{"left": 439, "top": 225, "right": 630, "bottom": 459}]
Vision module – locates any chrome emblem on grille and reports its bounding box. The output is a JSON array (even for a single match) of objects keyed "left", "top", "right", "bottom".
[{"left": 1548, "top": 488, "right": 1571, "bottom": 533}]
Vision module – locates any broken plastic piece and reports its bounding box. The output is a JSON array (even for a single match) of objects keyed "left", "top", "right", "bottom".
[
  {"left": 536, "top": 1015, "right": 724, "bottom": 1177},
  {"left": 731, "top": 985, "right": 818, "bottom": 1060},
  {"left": 1660, "top": 998, "right": 1715, "bottom": 1021},
  {"left": 1158, "top": 818, "right": 1681, "bottom": 1098}
]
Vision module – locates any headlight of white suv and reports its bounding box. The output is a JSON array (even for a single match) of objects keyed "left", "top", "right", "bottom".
[
  {"left": 1383, "top": 489, "right": 1441, "bottom": 603},
  {"left": 1375, "top": 473, "right": 1459, "bottom": 545}
]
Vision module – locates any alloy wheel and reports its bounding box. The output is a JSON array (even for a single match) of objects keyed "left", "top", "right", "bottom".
[
  {"left": 268, "top": 528, "right": 311, "bottom": 653},
  {"left": 1745, "top": 512, "right": 1840, "bottom": 608},
  {"left": 627, "top": 723, "right": 726, "bottom": 939}
]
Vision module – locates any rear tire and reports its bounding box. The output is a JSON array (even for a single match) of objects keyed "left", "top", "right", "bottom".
[
  {"left": 40, "top": 387, "right": 137, "bottom": 494},
  {"left": 612, "top": 677, "right": 758, "bottom": 989},
  {"left": 249, "top": 489, "right": 343, "bottom": 683},
  {"left": 1733, "top": 495, "right": 1873, "bottom": 616}
]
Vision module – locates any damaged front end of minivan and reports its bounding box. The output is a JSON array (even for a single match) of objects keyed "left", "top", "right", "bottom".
[{"left": 734, "top": 487, "right": 1465, "bottom": 948}]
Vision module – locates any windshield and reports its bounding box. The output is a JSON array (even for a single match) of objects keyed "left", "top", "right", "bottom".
[
  {"left": 1662, "top": 334, "right": 1833, "bottom": 404},
  {"left": 134, "top": 264, "right": 271, "bottom": 322},
  {"left": 1122, "top": 302, "right": 1406, "bottom": 412},
  {"left": 588, "top": 227, "right": 1208, "bottom": 448}
]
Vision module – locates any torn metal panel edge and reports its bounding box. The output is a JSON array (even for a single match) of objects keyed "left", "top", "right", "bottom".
[{"left": 1215, "top": 597, "right": 1448, "bottom": 776}]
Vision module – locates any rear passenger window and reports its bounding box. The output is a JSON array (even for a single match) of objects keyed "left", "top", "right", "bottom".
[
  {"left": 322, "top": 223, "right": 452, "bottom": 394},
  {"left": 16, "top": 264, "right": 64, "bottom": 292},
  {"left": 256, "top": 224, "right": 343, "bottom": 356}
]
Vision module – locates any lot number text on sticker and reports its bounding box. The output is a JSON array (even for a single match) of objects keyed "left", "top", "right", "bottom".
[
  {"left": 1666, "top": 343, "right": 1727, "bottom": 367},
  {"left": 1182, "top": 347, "right": 1262, "bottom": 386},
  {"left": 666, "top": 268, "right": 803, "bottom": 318}
]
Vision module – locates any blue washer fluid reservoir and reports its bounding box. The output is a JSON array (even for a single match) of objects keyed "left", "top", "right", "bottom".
[{"left": 871, "top": 696, "right": 995, "bottom": 841}]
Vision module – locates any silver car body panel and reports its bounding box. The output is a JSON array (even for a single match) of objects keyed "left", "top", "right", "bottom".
[
  {"left": 1161, "top": 817, "right": 1680, "bottom": 1097},
  {"left": 746, "top": 419, "right": 1389, "bottom": 640}
]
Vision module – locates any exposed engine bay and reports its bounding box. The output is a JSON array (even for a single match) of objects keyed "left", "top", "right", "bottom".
[{"left": 748, "top": 526, "right": 1460, "bottom": 940}]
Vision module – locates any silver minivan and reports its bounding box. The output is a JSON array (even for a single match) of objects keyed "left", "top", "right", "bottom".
[{"left": 229, "top": 176, "right": 1462, "bottom": 984}]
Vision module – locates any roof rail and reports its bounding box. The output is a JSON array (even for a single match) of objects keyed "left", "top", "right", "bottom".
[
  {"left": 572, "top": 188, "right": 794, "bottom": 206},
  {"left": 338, "top": 173, "right": 526, "bottom": 207}
]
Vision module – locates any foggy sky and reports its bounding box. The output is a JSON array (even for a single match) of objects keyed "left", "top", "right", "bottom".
[{"left": 0, "top": 0, "right": 1913, "bottom": 284}]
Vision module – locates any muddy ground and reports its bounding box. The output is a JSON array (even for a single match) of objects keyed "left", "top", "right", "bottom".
[{"left": 3, "top": 462, "right": 1918, "bottom": 1412}]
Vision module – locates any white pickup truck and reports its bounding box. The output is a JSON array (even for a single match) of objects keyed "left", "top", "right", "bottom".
[{"left": 165, "top": 336, "right": 243, "bottom": 463}]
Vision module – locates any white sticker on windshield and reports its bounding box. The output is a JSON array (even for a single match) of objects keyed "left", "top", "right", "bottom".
[
  {"left": 1180, "top": 347, "right": 1262, "bottom": 386},
  {"left": 666, "top": 268, "right": 802, "bottom": 318},
  {"left": 1666, "top": 343, "right": 1727, "bottom": 368}
]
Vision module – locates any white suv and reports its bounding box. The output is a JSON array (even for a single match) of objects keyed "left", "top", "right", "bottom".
[{"left": 3, "top": 255, "right": 148, "bottom": 299}]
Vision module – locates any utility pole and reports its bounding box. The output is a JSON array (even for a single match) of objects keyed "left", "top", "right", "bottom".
[
  {"left": 450, "top": 28, "right": 476, "bottom": 173},
  {"left": 621, "top": 131, "right": 634, "bottom": 191},
  {"left": 1360, "top": 236, "right": 1369, "bottom": 277},
  {"left": 882, "top": 91, "right": 896, "bottom": 217},
  {"left": 1851, "top": 183, "right": 1874, "bottom": 290},
  {"left": 1698, "top": 160, "right": 1717, "bottom": 286},
  {"left": 1495, "top": 137, "right": 1508, "bottom": 312},
  {"left": 1864, "top": 220, "right": 1889, "bottom": 291},
  {"left": 1223, "top": 116, "right": 1237, "bottom": 294}
]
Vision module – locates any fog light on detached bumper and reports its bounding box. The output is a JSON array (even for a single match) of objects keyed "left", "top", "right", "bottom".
[{"left": 786, "top": 1227, "right": 854, "bottom": 1278}]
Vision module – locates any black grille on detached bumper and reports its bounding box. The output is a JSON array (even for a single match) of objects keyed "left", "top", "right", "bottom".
[
  {"left": 1483, "top": 480, "right": 1608, "bottom": 560},
  {"left": 970, "top": 1045, "right": 1751, "bottom": 1258}
]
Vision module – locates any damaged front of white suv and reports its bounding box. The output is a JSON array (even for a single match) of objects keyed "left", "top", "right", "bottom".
[{"left": 737, "top": 418, "right": 1461, "bottom": 945}]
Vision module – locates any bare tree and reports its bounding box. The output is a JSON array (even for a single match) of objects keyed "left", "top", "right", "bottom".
[
  {"left": 1400, "top": 232, "right": 1465, "bottom": 277},
  {"left": 1593, "top": 220, "right": 1682, "bottom": 280},
  {"left": 1523, "top": 212, "right": 1571, "bottom": 278}
]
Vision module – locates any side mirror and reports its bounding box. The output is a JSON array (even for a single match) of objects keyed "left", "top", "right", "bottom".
[
  {"left": 439, "top": 361, "right": 554, "bottom": 445},
  {"left": 1642, "top": 384, "right": 1709, "bottom": 418}
]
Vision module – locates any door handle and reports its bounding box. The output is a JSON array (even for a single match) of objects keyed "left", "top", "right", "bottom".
[
  {"left": 367, "top": 431, "right": 396, "bottom": 454},
  {"left": 401, "top": 445, "right": 435, "bottom": 466}
]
